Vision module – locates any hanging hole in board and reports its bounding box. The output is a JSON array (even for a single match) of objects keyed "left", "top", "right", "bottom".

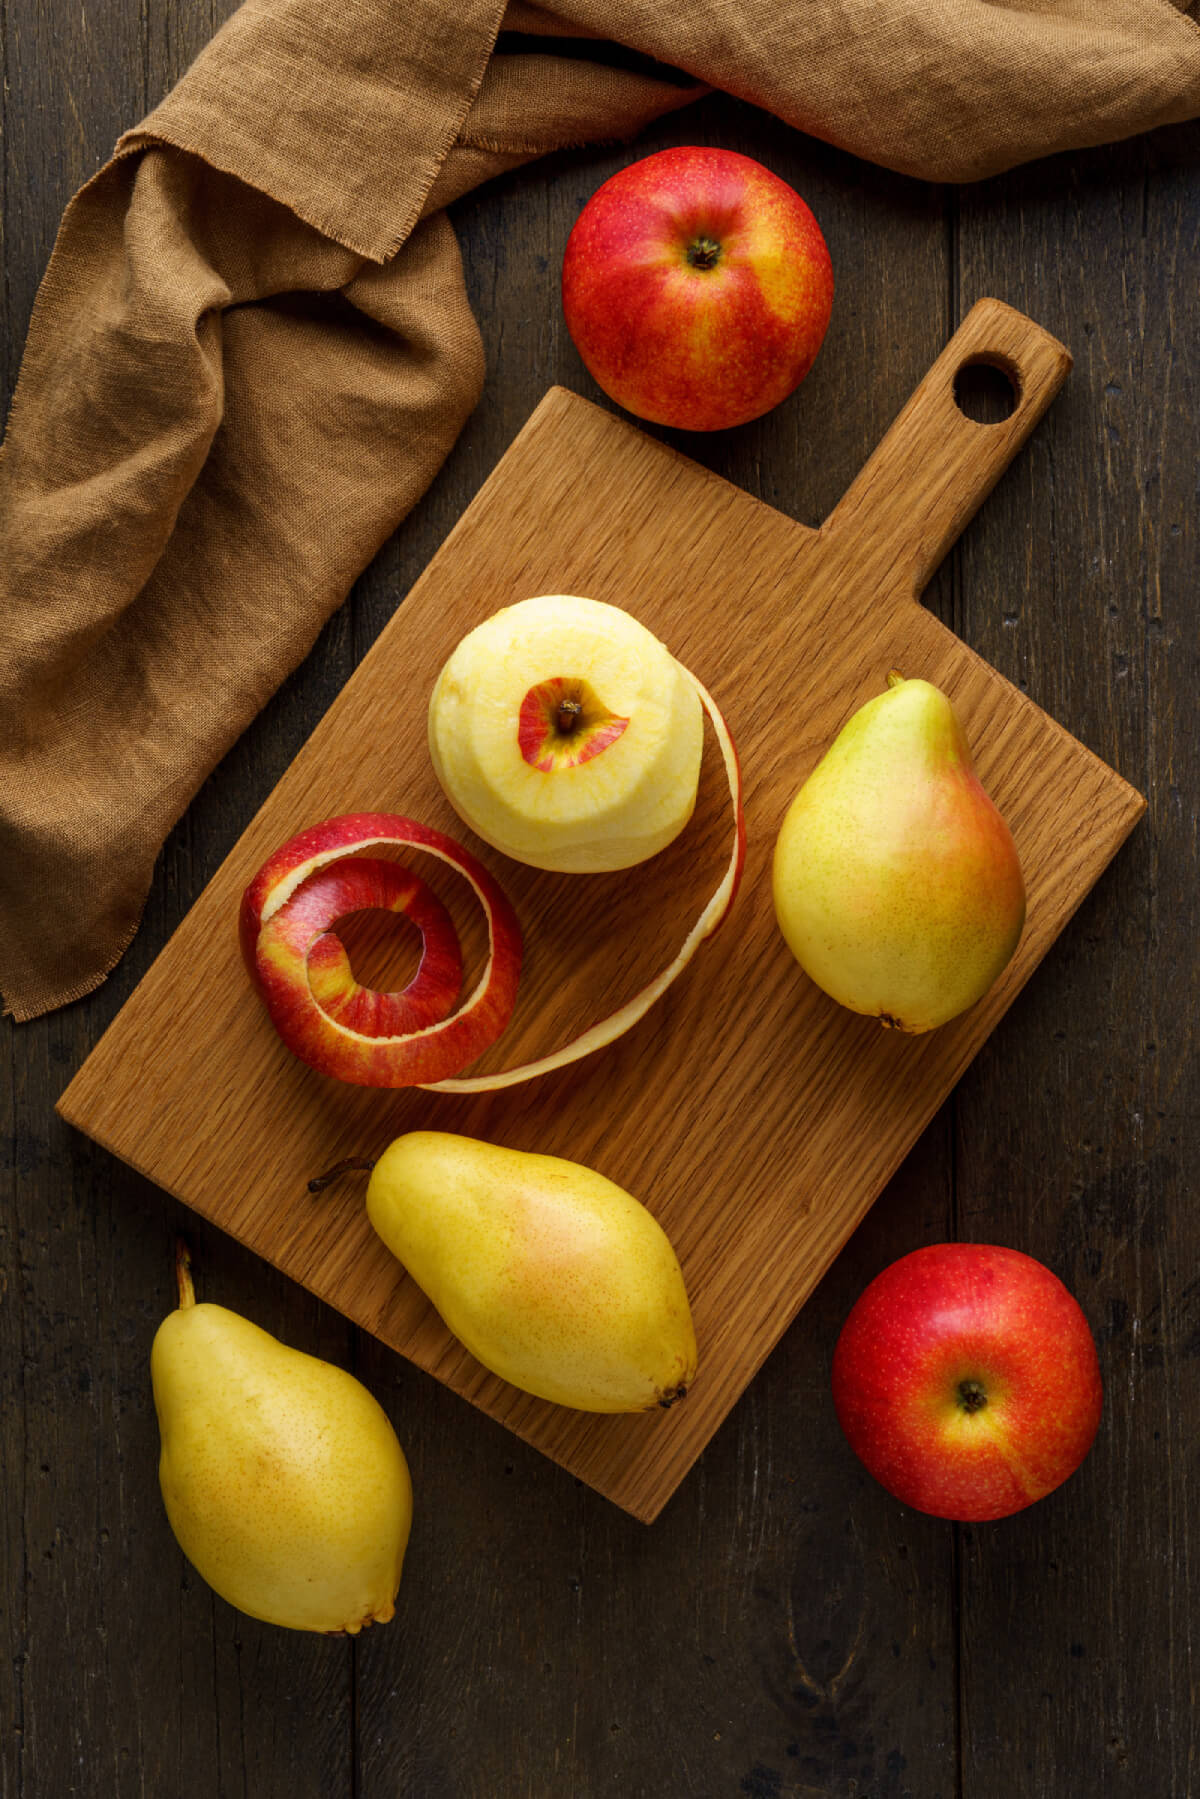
[{"left": 953, "top": 358, "right": 1019, "bottom": 425}]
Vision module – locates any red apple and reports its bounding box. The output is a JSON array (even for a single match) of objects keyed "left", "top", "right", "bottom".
[
  {"left": 561, "top": 146, "right": 833, "bottom": 432},
  {"left": 831, "top": 1244, "right": 1102, "bottom": 1522}
]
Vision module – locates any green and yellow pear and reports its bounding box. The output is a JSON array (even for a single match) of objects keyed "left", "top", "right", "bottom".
[
  {"left": 772, "top": 673, "right": 1026, "bottom": 1032},
  {"left": 365, "top": 1132, "right": 697, "bottom": 1413},
  {"left": 151, "top": 1245, "right": 412, "bottom": 1634}
]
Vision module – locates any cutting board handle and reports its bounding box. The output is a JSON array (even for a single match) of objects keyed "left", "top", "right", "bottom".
[{"left": 825, "top": 298, "right": 1072, "bottom": 598}]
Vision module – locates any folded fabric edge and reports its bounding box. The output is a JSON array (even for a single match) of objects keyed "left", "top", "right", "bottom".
[
  {"left": 1, "top": 910, "right": 146, "bottom": 1025},
  {"left": 117, "top": 0, "right": 510, "bottom": 265}
]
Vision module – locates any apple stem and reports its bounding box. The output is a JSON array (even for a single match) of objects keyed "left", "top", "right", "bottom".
[
  {"left": 175, "top": 1238, "right": 196, "bottom": 1310},
  {"left": 555, "top": 698, "right": 583, "bottom": 736},
  {"left": 958, "top": 1378, "right": 988, "bottom": 1413},
  {"left": 685, "top": 236, "right": 721, "bottom": 271},
  {"left": 886, "top": 669, "right": 906, "bottom": 689},
  {"left": 308, "top": 1156, "right": 377, "bottom": 1195}
]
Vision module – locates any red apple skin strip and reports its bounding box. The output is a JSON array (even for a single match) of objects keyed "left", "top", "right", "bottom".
[
  {"left": 283, "top": 859, "right": 462, "bottom": 1035},
  {"left": 241, "top": 814, "right": 522, "bottom": 1089},
  {"left": 422, "top": 668, "right": 744, "bottom": 1093}
]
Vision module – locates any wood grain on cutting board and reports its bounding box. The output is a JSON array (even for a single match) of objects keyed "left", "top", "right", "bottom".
[{"left": 58, "top": 300, "right": 1144, "bottom": 1521}]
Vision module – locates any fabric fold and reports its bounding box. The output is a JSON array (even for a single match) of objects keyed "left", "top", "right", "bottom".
[
  {"left": 0, "top": 167, "right": 486, "bottom": 1019},
  {"left": 120, "top": 0, "right": 511, "bottom": 260},
  {"left": 551, "top": 0, "right": 1200, "bottom": 182}
]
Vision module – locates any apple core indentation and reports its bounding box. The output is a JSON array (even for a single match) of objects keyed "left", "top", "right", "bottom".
[{"left": 518, "top": 677, "right": 629, "bottom": 772}]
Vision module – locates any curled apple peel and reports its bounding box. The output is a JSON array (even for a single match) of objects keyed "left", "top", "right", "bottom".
[
  {"left": 240, "top": 815, "right": 522, "bottom": 1089},
  {"left": 241, "top": 675, "right": 744, "bottom": 1092},
  {"left": 267, "top": 860, "right": 462, "bottom": 1038}
]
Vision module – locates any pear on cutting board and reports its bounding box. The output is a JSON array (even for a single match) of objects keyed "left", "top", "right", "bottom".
[
  {"left": 151, "top": 1245, "right": 412, "bottom": 1634},
  {"left": 365, "top": 1132, "right": 697, "bottom": 1413},
  {"left": 772, "top": 673, "right": 1026, "bottom": 1031}
]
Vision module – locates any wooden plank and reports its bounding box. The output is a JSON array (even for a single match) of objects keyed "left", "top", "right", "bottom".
[
  {"left": 0, "top": 0, "right": 138, "bottom": 357},
  {"left": 951, "top": 129, "right": 1200, "bottom": 1799},
  {"left": 146, "top": 0, "right": 236, "bottom": 104},
  {"left": 59, "top": 276, "right": 1143, "bottom": 1530}
]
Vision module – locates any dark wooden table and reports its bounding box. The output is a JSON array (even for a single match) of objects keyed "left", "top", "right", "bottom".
[{"left": 3, "top": 7, "right": 1197, "bottom": 1795}]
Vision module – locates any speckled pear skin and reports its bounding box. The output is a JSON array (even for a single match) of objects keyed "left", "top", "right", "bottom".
[
  {"left": 773, "top": 676, "right": 1026, "bottom": 1032},
  {"left": 151, "top": 1271, "right": 411, "bottom": 1634},
  {"left": 366, "top": 1132, "right": 697, "bottom": 1414}
]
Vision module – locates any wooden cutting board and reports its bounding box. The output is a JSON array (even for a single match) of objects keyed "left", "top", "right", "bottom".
[{"left": 58, "top": 299, "right": 1144, "bottom": 1523}]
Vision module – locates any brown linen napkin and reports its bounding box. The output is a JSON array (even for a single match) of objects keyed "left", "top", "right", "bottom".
[{"left": 2, "top": 0, "right": 1198, "bottom": 1021}]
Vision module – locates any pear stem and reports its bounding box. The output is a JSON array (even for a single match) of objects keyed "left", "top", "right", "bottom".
[
  {"left": 308, "top": 1156, "right": 377, "bottom": 1195},
  {"left": 886, "top": 669, "right": 906, "bottom": 689},
  {"left": 175, "top": 1238, "right": 196, "bottom": 1310}
]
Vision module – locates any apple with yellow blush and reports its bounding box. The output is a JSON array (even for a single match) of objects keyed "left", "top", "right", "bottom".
[
  {"left": 832, "top": 1244, "right": 1102, "bottom": 1522},
  {"left": 562, "top": 146, "right": 833, "bottom": 432}
]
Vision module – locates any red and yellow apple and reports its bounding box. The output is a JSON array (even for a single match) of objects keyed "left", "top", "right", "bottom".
[
  {"left": 561, "top": 146, "right": 833, "bottom": 432},
  {"left": 831, "top": 1244, "right": 1103, "bottom": 1522},
  {"left": 428, "top": 594, "right": 704, "bottom": 874}
]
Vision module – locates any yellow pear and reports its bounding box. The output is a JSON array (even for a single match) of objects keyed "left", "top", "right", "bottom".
[
  {"left": 151, "top": 1246, "right": 412, "bottom": 1634},
  {"left": 365, "top": 1133, "right": 697, "bottom": 1413},
  {"left": 773, "top": 673, "right": 1026, "bottom": 1031}
]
